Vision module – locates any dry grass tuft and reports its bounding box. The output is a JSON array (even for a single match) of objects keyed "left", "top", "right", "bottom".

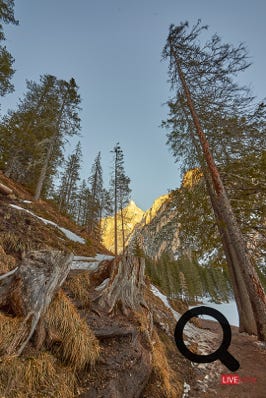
[
  {"left": 0, "top": 312, "right": 22, "bottom": 354},
  {"left": 0, "top": 245, "right": 16, "bottom": 274},
  {"left": 152, "top": 332, "right": 172, "bottom": 395},
  {"left": 0, "top": 352, "right": 76, "bottom": 398},
  {"left": 63, "top": 271, "right": 90, "bottom": 306},
  {"left": 45, "top": 289, "right": 100, "bottom": 370},
  {"left": 146, "top": 331, "right": 182, "bottom": 398},
  {"left": 0, "top": 232, "right": 30, "bottom": 256},
  {"left": 0, "top": 311, "right": 76, "bottom": 397}
]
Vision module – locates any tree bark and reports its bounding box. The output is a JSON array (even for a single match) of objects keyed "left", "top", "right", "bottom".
[
  {"left": 176, "top": 57, "right": 266, "bottom": 339},
  {"left": 94, "top": 255, "right": 148, "bottom": 315},
  {"left": 0, "top": 249, "right": 73, "bottom": 355},
  {"left": 206, "top": 175, "right": 257, "bottom": 334},
  {"left": 185, "top": 113, "right": 257, "bottom": 334}
]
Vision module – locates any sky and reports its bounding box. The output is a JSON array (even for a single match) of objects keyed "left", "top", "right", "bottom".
[{"left": 1, "top": 0, "right": 266, "bottom": 210}]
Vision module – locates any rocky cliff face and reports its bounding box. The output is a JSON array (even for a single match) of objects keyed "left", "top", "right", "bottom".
[
  {"left": 101, "top": 170, "right": 203, "bottom": 259},
  {"left": 101, "top": 194, "right": 181, "bottom": 259},
  {"left": 127, "top": 170, "right": 201, "bottom": 260},
  {"left": 101, "top": 200, "right": 144, "bottom": 254},
  {"left": 128, "top": 194, "right": 180, "bottom": 260}
]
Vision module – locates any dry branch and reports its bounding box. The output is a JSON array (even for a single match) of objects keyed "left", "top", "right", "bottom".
[{"left": 0, "top": 182, "right": 13, "bottom": 195}]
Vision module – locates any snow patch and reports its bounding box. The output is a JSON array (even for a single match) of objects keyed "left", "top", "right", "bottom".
[
  {"left": 151, "top": 284, "right": 180, "bottom": 321},
  {"left": 22, "top": 200, "right": 32, "bottom": 204},
  {"left": 182, "top": 382, "right": 190, "bottom": 398},
  {"left": 198, "top": 248, "right": 218, "bottom": 266},
  {"left": 10, "top": 204, "right": 86, "bottom": 244}
]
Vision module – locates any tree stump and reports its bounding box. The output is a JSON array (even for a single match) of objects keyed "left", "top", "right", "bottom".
[
  {"left": 94, "top": 255, "right": 148, "bottom": 315},
  {"left": 0, "top": 249, "right": 73, "bottom": 355}
]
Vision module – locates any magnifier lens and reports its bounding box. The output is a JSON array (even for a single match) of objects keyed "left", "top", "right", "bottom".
[
  {"left": 183, "top": 315, "right": 223, "bottom": 352},
  {"left": 175, "top": 306, "right": 240, "bottom": 372}
]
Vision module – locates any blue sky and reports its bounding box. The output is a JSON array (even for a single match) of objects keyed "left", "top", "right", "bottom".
[{"left": 1, "top": 0, "right": 265, "bottom": 210}]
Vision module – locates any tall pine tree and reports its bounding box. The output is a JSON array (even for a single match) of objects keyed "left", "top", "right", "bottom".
[
  {"left": 110, "top": 143, "right": 131, "bottom": 255},
  {"left": 0, "top": 0, "right": 18, "bottom": 97},
  {"left": 162, "top": 21, "right": 266, "bottom": 339},
  {"left": 56, "top": 141, "right": 82, "bottom": 215}
]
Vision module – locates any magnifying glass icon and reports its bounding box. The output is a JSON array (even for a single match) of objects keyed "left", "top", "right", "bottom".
[{"left": 174, "top": 306, "right": 240, "bottom": 372}]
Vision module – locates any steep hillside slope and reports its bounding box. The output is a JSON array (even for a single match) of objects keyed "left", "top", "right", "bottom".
[
  {"left": 0, "top": 173, "right": 192, "bottom": 397},
  {"left": 0, "top": 171, "right": 108, "bottom": 258}
]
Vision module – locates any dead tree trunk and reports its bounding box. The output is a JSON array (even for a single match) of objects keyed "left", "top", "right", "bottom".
[
  {"left": 94, "top": 255, "right": 148, "bottom": 315},
  {"left": 0, "top": 250, "right": 73, "bottom": 355}
]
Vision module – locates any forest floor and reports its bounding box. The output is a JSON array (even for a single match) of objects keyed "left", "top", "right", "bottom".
[{"left": 188, "top": 319, "right": 266, "bottom": 398}]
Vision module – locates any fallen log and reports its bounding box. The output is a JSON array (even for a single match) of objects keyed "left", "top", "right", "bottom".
[{"left": 0, "top": 249, "right": 73, "bottom": 355}]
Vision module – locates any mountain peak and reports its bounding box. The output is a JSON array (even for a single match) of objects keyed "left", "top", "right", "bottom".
[{"left": 128, "top": 199, "right": 138, "bottom": 208}]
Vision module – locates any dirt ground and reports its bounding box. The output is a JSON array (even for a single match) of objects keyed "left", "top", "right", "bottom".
[{"left": 189, "top": 319, "right": 266, "bottom": 398}]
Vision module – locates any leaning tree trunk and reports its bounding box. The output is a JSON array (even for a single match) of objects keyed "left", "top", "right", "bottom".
[
  {"left": 0, "top": 249, "right": 73, "bottom": 355},
  {"left": 186, "top": 117, "right": 257, "bottom": 335},
  {"left": 175, "top": 56, "right": 266, "bottom": 340},
  {"left": 207, "top": 177, "right": 257, "bottom": 334},
  {"left": 94, "top": 255, "right": 148, "bottom": 316}
]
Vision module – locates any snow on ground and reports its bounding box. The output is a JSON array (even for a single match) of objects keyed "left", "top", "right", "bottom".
[
  {"left": 151, "top": 284, "right": 180, "bottom": 321},
  {"left": 190, "top": 299, "right": 239, "bottom": 326},
  {"left": 150, "top": 284, "right": 226, "bottom": 395},
  {"left": 150, "top": 284, "right": 216, "bottom": 347},
  {"left": 182, "top": 382, "right": 191, "bottom": 398},
  {"left": 10, "top": 204, "right": 86, "bottom": 244}
]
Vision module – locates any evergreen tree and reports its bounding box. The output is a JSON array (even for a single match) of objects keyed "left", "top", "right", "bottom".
[
  {"left": 110, "top": 143, "right": 131, "bottom": 255},
  {"left": 87, "top": 152, "right": 104, "bottom": 238},
  {"left": 0, "top": 75, "right": 81, "bottom": 200},
  {"left": 162, "top": 21, "right": 266, "bottom": 339},
  {"left": 34, "top": 77, "right": 81, "bottom": 200},
  {"left": 0, "top": 0, "right": 18, "bottom": 97},
  {"left": 57, "top": 141, "right": 82, "bottom": 215},
  {"left": 75, "top": 179, "right": 91, "bottom": 226},
  {"left": 1, "top": 75, "right": 59, "bottom": 183}
]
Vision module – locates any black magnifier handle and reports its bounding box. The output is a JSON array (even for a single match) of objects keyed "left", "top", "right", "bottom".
[{"left": 219, "top": 349, "right": 240, "bottom": 371}]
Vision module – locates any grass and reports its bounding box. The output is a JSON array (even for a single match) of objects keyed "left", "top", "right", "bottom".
[
  {"left": 45, "top": 289, "right": 100, "bottom": 370},
  {"left": 0, "top": 244, "right": 16, "bottom": 274},
  {"left": 0, "top": 352, "right": 76, "bottom": 398},
  {"left": 63, "top": 271, "right": 90, "bottom": 307},
  {"left": 143, "top": 330, "right": 183, "bottom": 398},
  {"left": 0, "top": 232, "right": 30, "bottom": 257},
  {"left": 0, "top": 311, "right": 76, "bottom": 397},
  {"left": 152, "top": 331, "right": 173, "bottom": 396},
  {"left": 0, "top": 312, "right": 22, "bottom": 355}
]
